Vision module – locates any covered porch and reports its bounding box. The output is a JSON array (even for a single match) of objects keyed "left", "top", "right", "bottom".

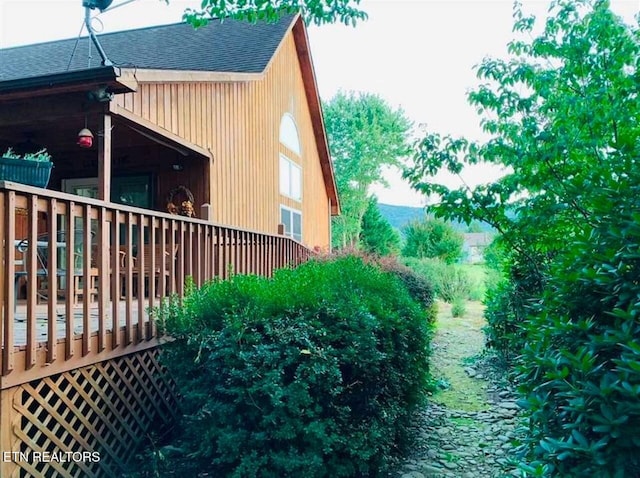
[{"left": 0, "top": 86, "right": 212, "bottom": 223}]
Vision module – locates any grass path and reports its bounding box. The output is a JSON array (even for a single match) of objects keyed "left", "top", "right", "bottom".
[
  {"left": 394, "top": 301, "right": 523, "bottom": 478},
  {"left": 430, "top": 301, "right": 488, "bottom": 411}
]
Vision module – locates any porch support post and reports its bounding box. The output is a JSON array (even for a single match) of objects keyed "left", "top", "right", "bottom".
[{"left": 98, "top": 112, "right": 112, "bottom": 201}]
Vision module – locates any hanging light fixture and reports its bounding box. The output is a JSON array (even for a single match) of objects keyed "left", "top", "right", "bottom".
[
  {"left": 77, "top": 128, "right": 94, "bottom": 148},
  {"left": 77, "top": 117, "right": 94, "bottom": 148}
]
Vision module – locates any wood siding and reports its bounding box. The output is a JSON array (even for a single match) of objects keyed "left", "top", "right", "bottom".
[{"left": 114, "top": 34, "right": 331, "bottom": 249}]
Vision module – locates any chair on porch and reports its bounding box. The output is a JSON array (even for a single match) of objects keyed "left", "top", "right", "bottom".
[
  {"left": 73, "top": 242, "right": 131, "bottom": 303},
  {"left": 131, "top": 244, "right": 179, "bottom": 297},
  {"left": 15, "top": 230, "right": 99, "bottom": 306},
  {"left": 14, "top": 233, "right": 66, "bottom": 313}
]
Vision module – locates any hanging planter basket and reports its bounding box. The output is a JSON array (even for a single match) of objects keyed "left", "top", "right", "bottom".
[
  {"left": 166, "top": 185, "right": 196, "bottom": 217},
  {"left": 0, "top": 156, "right": 53, "bottom": 188}
]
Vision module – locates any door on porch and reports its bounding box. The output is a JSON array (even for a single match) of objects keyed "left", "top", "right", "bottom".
[
  {"left": 62, "top": 175, "right": 152, "bottom": 208},
  {"left": 61, "top": 175, "right": 153, "bottom": 292}
]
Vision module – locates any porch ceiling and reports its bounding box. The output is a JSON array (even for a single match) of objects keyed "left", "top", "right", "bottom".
[{"left": 0, "top": 93, "right": 209, "bottom": 164}]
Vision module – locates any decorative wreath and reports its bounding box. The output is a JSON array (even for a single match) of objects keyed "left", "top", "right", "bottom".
[{"left": 166, "top": 185, "right": 196, "bottom": 218}]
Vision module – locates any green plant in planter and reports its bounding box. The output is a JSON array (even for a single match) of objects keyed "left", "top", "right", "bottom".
[
  {"left": 0, "top": 147, "right": 53, "bottom": 188},
  {"left": 2, "top": 147, "right": 52, "bottom": 162}
]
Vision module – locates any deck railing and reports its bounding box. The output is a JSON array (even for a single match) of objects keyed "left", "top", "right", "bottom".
[{"left": 0, "top": 181, "right": 311, "bottom": 387}]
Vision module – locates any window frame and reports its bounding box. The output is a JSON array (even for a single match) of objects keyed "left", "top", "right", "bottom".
[
  {"left": 279, "top": 154, "right": 302, "bottom": 202},
  {"left": 62, "top": 175, "right": 153, "bottom": 208},
  {"left": 280, "top": 204, "right": 302, "bottom": 243},
  {"left": 279, "top": 113, "right": 301, "bottom": 155}
]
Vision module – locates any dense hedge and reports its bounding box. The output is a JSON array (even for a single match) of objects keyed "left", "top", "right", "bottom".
[
  {"left": 150, "top": 256, "right": 433, "bottom": 477},
  {"left": 483, "top": 248, "right": 546, "bottom": 363},
  {"left": 517, "top": 203, "right": 640, "bottom": 477}
]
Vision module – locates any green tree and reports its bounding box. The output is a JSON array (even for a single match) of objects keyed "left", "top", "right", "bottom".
[
  {"left": 466, "top": 221, "right": 484, "bottom": 233},
  {"left": 359, "top": 196, "right": 401, "bottom": 256},
  {"left": 181, "top": 0, "right": 367, "bottom": 27},
  {"left": 403, "top": 0, "right": 640, "bottom": 474},
  {"left": 402, "top": 217, "right": 463, "bottom": 264},
  {"left": 323, "top": 91, "right": 412, "bottom": 249}
]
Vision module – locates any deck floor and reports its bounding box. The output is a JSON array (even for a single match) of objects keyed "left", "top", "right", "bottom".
[{"left": 12, "top": 299, "right": 152, "bottom": 346}]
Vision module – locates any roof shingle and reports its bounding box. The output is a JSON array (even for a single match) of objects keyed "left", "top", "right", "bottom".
[{"left": 0, "top": 14, "right": 296, "bottom": 82}]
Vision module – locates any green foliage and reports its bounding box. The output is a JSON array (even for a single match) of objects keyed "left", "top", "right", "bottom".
[
  {"left": 518, "top": 201, "right": 640, "bottom": 477},
  {"left": 451, "top": 297, "right": 466, "bottom": 318},
  {"left": 482, "top": 236, "right": 508, "bottom": 274},
  {"left": 359, "top": 196, "right": 401, "bottom": 256},
  {"left": 404, "top": 257, "right": 471, "bottom": 304},
  {"left": 323, "top": 91, "right": 412, "bottom": 249},
  {"left": 2, "top": 147, "right": 51, "bottom": 162},
  {"left": 182, "top": 0, "right": 367, "bottom": 27},
  {"left": 402, "top": 217, "right": 463, "bottom": 264},
  {"left": 153, "top": 256, "right": 433, "bottom": 477},
  {"left": 315, "top": 249, "right": 437, "bottom": 323},
  {"left": 403, "top": 0, "right": 640, "bottom": 474},
  {"left": 459, "top": 264, "right": 488, "bottom": 301},
  {"left": 466, "top": 221, "right": 485, "bottom": 233},
  {"left": 372, "top": 255, "right": 436, "bottom": 315}
]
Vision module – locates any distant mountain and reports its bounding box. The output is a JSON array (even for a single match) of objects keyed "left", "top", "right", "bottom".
[
  {"left": 377, "top": 204, "right": 426, "bottom": 231},
  {"left": 378, "top": 203, "right": 495, "bottom": 234}
]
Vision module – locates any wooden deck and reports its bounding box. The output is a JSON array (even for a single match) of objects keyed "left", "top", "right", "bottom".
[
  {"left": 0, "top": 182, "right": 312, "bottom": 477},
  {"left": 12, "top": 298, "right": 149, "bottom": 346},
  {"left": 1, "top": 181, "right": 311, "bottom": 386}
]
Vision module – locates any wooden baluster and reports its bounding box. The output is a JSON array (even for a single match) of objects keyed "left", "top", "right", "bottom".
[
  {"left": 124, "top": 212, "right": 133, "bottom": 346},
  {"left": 148, "top": 219, "right": 157, "bottom": 339},
  {"left": 82, "top": 204, "right": 91, "bottom": 356},
  {"left": 24, "top": 195, "right": 37, "bottom": 369},
  {"left": 136, "top": 214, "right": 145, "bottom": 344},
  {"left": 97, "top": 206, "right": 107, "bottom": 352},
  {"left": 110, "top": 211, "right": 121, "bottom": 349},
  {"left": 46, "top": 199, "right": 58, "bottom": 364},
  {"left": 2, "top": 192, "right": 15, "bottom": 375},
  {"left": 65, "top": 204, "right": 75, "bottom": 360}
]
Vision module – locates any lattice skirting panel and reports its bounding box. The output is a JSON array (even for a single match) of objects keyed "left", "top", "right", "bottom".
[{"left": 2, "top": 347, "right": 177, "bottom": 478}]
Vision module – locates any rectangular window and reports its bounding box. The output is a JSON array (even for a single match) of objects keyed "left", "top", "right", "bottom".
[
  {"left": 62, "top": 175, "right": 152, "bottom": 208},
  {"left": 279, "top": 154, "right": 302, "bottom": 201},
  {"left": 280, "top": 205, "right": 302, "bottom": 242}
]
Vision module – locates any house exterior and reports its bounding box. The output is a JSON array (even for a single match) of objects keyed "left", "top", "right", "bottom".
[
  {"left": 0, "top": 14, "right": 334, "bottom": 477},
  {"left": 462, "top": 232, "right": 494, "bottom": 263},
  {"left": 0, "top": 13, "right": 339, "bottom": 250}
]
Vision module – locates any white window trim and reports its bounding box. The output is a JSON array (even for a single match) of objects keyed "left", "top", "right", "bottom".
[
  {"left": 279, "top": 154, "right": 302, "bottom": 202},
  {"left": 279, "top": 113, "right": 301, "bottom": 155},
  {"left": 280, "top": 204, "right": 303, "bottom": 243}
]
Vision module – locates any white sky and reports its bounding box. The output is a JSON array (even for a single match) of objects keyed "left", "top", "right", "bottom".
[{"left": 1, "top": 0, "right": 639, "bottom": 206}]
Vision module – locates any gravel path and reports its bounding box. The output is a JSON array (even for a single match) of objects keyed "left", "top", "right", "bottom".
[{"left": 393, "top": 301, "right": 526, "bottom": 478}]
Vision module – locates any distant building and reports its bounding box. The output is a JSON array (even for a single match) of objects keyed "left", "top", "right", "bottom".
[{"left": 463, "top": 233, "right": 494, "bottom": 263}]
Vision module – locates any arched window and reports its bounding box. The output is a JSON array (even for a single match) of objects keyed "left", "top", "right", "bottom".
[
  {"left": 279, "top": 113, "right": 301, "bottom": 155},
  {"left": 279, "top": 113, "right": 303, "bottom": 240}
]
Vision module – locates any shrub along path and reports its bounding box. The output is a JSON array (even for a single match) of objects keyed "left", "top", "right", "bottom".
[{"left": 393, "top": 301, "right": 524, "bottom": 478}]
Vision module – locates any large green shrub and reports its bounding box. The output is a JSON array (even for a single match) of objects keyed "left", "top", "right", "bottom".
[
  {"left": 404, "top": 257, "right": 471, "bottom": 304},
  {"left": 517, "top": 203, "right": 640, "bottom": 477},
  {"left": 316, "top": 249, "right": 436, "bottom": 319},
  {"left": 483, "top": 249, "right": 547, "bottom": 363},
  {"left": 152, "top": 256, "right": 433, "bottom": 477},
  {"left": 402, "top": 217, "right": 463, "bottom": 264},
  {"left": 374, "top": 256, "right": 435, "bottom": 312}
]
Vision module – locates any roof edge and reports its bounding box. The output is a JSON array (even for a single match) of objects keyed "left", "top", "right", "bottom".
[
  {"left": 291, "top": 17, "right": 340, "bottom": 215},
  {"left": 262, "top": 12, "right": 300, "bottom": 74},
  {"left": 0, "top": 66, "right": 136, "bottom": 99},
  {"left": 124, "top": 68, "right": 263, "bottom": 83}
]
